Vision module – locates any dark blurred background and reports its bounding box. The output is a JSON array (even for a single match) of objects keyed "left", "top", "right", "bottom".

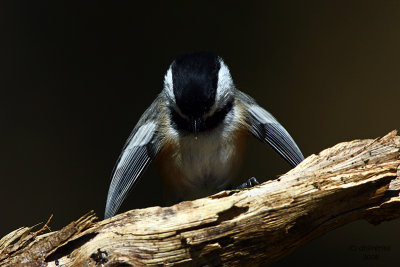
[{"left": 1, "top": 1, "right": 399, "bottom": 265}]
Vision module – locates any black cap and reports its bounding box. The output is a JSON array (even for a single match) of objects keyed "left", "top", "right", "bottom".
[{"left": 172, "top": 51, "right": 220, "bottom": 119}]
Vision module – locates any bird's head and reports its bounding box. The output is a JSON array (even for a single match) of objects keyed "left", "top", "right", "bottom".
[{"left": 163, "top": 51, "right": 235, "bottom": 136}]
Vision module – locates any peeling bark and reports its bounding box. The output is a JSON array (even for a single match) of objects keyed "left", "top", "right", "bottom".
[{"left": 1, "top": 131, "right": 400, "bottom": 266}]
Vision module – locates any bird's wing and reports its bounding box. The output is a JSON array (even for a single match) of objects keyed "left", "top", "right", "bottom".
[
  {"left": 238, "top": 91, "right": 304, "bottom": 167},
  {"left": 105, "top": 98, "right": 162, "bottom": 218},
  {"left": 247, "top": 104, "right": 304, "bottom": 166}
]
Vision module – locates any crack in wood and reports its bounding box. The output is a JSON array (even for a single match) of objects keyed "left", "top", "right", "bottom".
[{"left": 45, "top": 232, "right": 98, "bottom": 262}]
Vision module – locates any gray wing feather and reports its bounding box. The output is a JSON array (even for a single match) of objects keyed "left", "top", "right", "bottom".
[
  {"left": 104, "top": 97, "right": 162, "bottom": 218},
  {"left": 238, "top": 91, "right": 304, "bottom": 167}
]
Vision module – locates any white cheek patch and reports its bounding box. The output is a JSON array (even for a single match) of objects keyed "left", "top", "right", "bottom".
[
  {"left": 216, "top": 59, "right": 234, "bottom": 104},
  {"left": 249, "top": 105, "right": 278, "bottom": 124},
  {"left": 163, "top": 67, "right": 175, "bottom": 102},
  {"left": 127, "top": 122, "right": 157, "bottom": 149}
]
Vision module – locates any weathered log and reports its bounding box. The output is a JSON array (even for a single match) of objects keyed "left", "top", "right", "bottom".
[{"left": 1, "top": 131, "right": 400, "bottom": 266}]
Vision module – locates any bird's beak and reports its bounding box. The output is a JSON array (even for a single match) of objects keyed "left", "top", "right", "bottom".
[{"left": 192, "top": 118, "right": 200, "bottom": 139}]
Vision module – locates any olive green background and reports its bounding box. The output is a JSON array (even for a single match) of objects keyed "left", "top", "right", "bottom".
[{"left": 1, "top": 2, "right": 399, "bottom": 265}]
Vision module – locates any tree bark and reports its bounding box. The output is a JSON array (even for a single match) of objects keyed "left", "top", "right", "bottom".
[{"left": 1, "top": 131, "right": 400, "bottom": 266}]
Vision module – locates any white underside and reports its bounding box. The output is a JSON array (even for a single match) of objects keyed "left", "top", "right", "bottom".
[
  {"left": 167, "top": 108, "right": 241, "bottom": 198},
  {"left": 179, "top": 129, "right": 235, "bottom": 191}
]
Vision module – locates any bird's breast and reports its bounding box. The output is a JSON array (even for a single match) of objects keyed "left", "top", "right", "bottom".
[{"left": 155, "top": 126, "right": 248, "bottom": 200}]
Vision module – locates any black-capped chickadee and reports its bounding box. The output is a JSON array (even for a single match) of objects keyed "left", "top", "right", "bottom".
[{"left": 105, "top": 51, "right": 304, "bottom": 218}]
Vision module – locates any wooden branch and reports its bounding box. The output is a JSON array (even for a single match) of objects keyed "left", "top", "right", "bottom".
[{"left": 1, "top": 131, "right": 400, "bottom": 266}]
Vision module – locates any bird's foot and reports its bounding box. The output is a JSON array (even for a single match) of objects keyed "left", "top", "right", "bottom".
[{"left": 236, "top": 177, "right": 260, "bottom": 190}]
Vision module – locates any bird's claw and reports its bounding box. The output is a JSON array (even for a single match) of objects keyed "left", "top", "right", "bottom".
[{"left": 236, "top": 177, "right": 260, "bottom": 190}]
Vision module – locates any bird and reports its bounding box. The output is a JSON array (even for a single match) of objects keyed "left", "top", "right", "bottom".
[{"left": 104, "top": 51, "right": 304, "bottom": 218}]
